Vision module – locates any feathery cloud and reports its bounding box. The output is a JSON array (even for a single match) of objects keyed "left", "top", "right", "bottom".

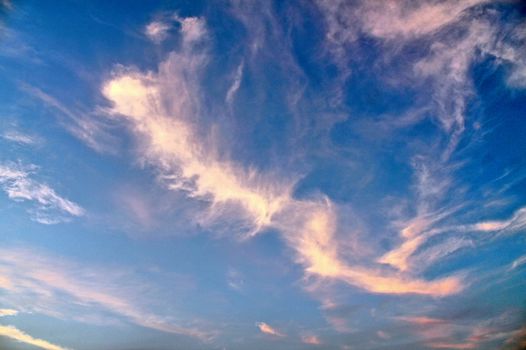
[
  {"left": 225, "top": 60, "right": 244, "bottom": 105},
  {"left": 102, "top": 16, "right": 291, "bottom": 238},
  {"left": 21, "top": 84, "right": 117, "bottom": 154},
  {"left": 2, "top": 130, "right": 39, "bottom": 145},
  {"left": 0, "top": 162, "right": 84, "bottom": 224},
  {"left": 101, "top": 15, "right": 464, "bottom": 297}
]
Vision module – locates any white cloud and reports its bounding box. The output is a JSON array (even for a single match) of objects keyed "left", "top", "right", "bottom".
[
  {"left": 510, "top": 255, "right": 526, "bottom": 271},
  {"left": 226, "top": 60, "right": 244, "bottom": 105},
  {"left": 468, "top": 206, "right": 526, "bottom": 233},
  {"left": 360, "top": 0, "right": 487, "bottom": 40},
  {"left": 177, "top": 16, "right": 207, "bottom": 45},
  {"left": 103, "top": 16, "right": 291, "bottom": 238},
  {"left": 145, "top": 14, "right": 207, "bottom": 45},
  {"left": 0, "top": 162, "right": 84, "bottom": 224},
  {"left": 145, "top": 20, "right": 171, "bottom": 43},
  {"left": 0, "top": 325, "right": 71, "bottom": 350},
  {"left": 2, "top": 130, "right": 39, "bottom": 145},
  {"left": 256, "top": 322, "right": 285, "bottom": 337},
  {"left": 101, "top": 15, "right": 465, "bottom": 298}
]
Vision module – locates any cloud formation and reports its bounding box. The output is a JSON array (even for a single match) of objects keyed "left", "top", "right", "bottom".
[
  {"left": 102, "top": 15, "right": 465, "bottom": 298},
  {"left": 0, "top": 1, "right": 525, "bottom": 348},
  {"left": 0, "top": 162, "right": 84, "bottom": 224},
  {"left": 103, "top": 16, "right": 291, "bottom": 238}
]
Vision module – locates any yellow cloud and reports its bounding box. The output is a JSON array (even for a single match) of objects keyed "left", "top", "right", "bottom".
[{"left": 0, "top": 309, "right": 17, "bottom": 317}]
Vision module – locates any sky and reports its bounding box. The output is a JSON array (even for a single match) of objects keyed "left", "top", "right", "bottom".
[{"left": 0, "top": 0, "right": 525, "bottom": 349}]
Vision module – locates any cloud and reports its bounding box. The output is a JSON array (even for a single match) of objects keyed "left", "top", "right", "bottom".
[
  {"left": 378, "top": 205, "right": 526, "bottom": 274},
  {"left": 145, "top": 20, "right": 171, "bottom": 43},
  {"left": 278, "top": 201, "right": 463, "bottom": 296},
  {"left": 0, "top": 309, "right": 17, "bottom": 317},
  {"left": 301, "top": 334, "right": 321, "bottom": 345},
  {"left": 0, "top": 325, "right": 71, "bottom": 350},
  {"left": 397, "top": 316, "right": 448, "bottom": 326},
  {"left": 256, "top": 322, "right": 285, "bottom": 337},
  {"left": 225, "top": 60, "right": 244, "bottom": 105},
  {"left": 468, "top": 206, "right": 526, "bottom": 234},
  {"left": 509, "top": 255, "right": 526, "bottom": 271},
  {"left": 102, "top": 16, "right": 291, "bottom": 238},
  {"left": 20, "top": 84, "right": 118, "bottom": 154},
  {"left": 427, "top": 342, "right": 476, "bottom": 349},
  {"left": 145, "top": 14, "right": 207, "bottom": 45},
  {"left": 397, "top": 310, "right": 523, "bottom": 350},
  {"left": 2, "top": 130, "right": 39, "bottom": 145},
  {"left": 0, "top": 162, "right": 84, "bottom": 224},
  {"left": 359, "top": 0, "right": 488, "bottom": 40},
  {"left": 101, "top": 15, "right": 464, "bottom": 298},
  {"left": 0, "top": 246, "right": 211, "bottom": 340},
  {"left": 376, "top": 330, "right": 390, "bottom": 340}
]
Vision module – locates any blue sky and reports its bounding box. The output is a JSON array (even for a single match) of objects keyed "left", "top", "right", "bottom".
[{"left": 0, "top": 0, "right": 525, "bottom": 349}]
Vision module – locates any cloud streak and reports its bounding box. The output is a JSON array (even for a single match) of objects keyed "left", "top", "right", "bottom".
[
  {"left": 0, "top": 246, "right": 211, "bottom": 340},
  {"left": 0, "top": 162, "right": 84, "bottom": 224},
  {"left": 0, "top": 325, "right": 71, "bottom": 350}
]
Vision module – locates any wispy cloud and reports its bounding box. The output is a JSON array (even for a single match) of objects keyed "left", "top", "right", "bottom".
[
  {"left": 102, "top": 16, "right": 291, "bottom": 238},
  {"left": 98, "top": 13, "right": 471, "bottom": 301},
  {"left": 0, "top": 308, "right": 17, "bottom": 317},
  {"left": 225, "top": 60, "right": 244, "bottom": 105},
  {"left": 509, "top": 255, "right": 526, "bottom": 271},
  {"left": 359, "top": 0, "right": 488, "bottom": 40},
  {"left": 467, "top": 206, "right": 526, "bottom": 234},
  {"left": 145, "top": 20, "right": 171, "bottom": 43},
  {"left": 256, "top": 322, "right": 285, "bottom": 337},
  {"left": 0, "top": 325, "right": 71, "bottom": 350},
  {"left": 0, "top": 246, "right": 211, "bottom": 340},
  {"left": 20, "top": 84, "right": 118, "bottom": 154},
  {"left": 0, "top": 162, "right": 84, "bottom": 224},
  {"left": 2, "top": 130, "right": 40, "bottom": 145},
  {"left": 397, "top": 310, "right": 523, "bottom": 350}
]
